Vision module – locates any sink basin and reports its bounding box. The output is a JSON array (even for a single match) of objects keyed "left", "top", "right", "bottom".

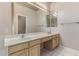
[
  {"left": 5, "top": 32, "right": 43, "bottom": 41},
  {"left": 22, "top": 37, "right": 31, "bottom": 40}
]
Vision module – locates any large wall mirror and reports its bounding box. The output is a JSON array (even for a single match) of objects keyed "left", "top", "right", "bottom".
[
  {"left": 46, "top": 15, "right": 57, "bottom": 27},
  {"left": 12, "top": 2, "right": 58, "bottom": 34},
  {"left": 12, "top": 2, "right": 48, "bottom": 34}
]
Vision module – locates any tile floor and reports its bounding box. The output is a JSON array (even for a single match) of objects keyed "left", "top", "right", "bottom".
[{"left": 43, "top": 46, "right": 79, "bottom": 56}]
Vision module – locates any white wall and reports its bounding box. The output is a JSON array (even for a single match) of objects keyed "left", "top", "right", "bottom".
[
  {"left": 53, "top": 2, "right": 79, "bottom": 50},
  {"left": 13, "top": 3, "right": 39, "bottom": 34},
  {"left": 0, "top": 2, "right": 12, "bottom": 36}
]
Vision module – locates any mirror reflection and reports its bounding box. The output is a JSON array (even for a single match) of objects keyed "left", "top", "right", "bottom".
[
  {"left": 46, "top": 15, "right": 57, "bottom": 27},
  {"left": 18, "top": 16, "right": 26, "bottom": 34}
]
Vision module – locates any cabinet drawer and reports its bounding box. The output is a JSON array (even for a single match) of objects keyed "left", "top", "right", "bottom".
[
  {"left": 41, "top": 37, "right": 51, "bottom": 43},
  {"left": 53, "top": 34, "right": 60, "bottom": 38},
  {"left": 9, "top": 49, "right": 28, "bottom": 56},
  {"left": 8, "top": 42, "right": 28, "bottom": 54},
  {"left": 29, "top": 39, "right": 40, "bottom": 47},
  {"left": 53, "top": 35, "right": 57, "bottom": 38}
]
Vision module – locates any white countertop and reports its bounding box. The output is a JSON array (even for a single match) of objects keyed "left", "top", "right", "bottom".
[{"left": 5, "top": 32, "right": 59, "bottom": 46}]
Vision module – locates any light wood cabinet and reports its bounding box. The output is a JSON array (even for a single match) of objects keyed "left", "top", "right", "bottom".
[
  {"left": 9, "top": 49, "right": 28, "bottom": 56},
  {"left": 41, "top": 37, "right": 51, "bottom": 43},
  {"left": 29, "top": 45, "right": 40, "bottom": 56},
  {"left": 8, "top": 40, "right": 40, "bottom": 56},
  {"left": 8, "top": 34, "right": 60, "bottom": 56},
  {"left": 52, "top": 34, "right": 60, "bottom": 49},
  {"left": 52, "top": 37, "right": 59, "bottom": 49},
  {"left": 8, "top": 42, "right": 28, "bottom": 54},
  {"left": 43, "top": 34, "right": 60, "bottom": 50},
  {"left": 29, "top": 39, "right": 40, "bottom": 47}
]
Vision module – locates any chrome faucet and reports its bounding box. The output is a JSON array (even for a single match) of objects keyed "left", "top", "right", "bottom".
[
  {"left": 21, "top": 34, "right": 24, "bottom": 38},
  {"left": 47, "top": 27, "right": 51, "bottom": 34}
]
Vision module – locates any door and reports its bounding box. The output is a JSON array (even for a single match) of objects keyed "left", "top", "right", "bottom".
[{"left": 29, "top": 45, "right": 40, "bottom": 56}]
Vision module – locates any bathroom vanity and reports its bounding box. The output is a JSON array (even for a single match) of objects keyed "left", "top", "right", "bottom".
[
  {"left": 5, "top": 33, "right": 60, "bottom": 56},
  {"left": 0, "top": 2, "right": 59, "bottom": 56}
]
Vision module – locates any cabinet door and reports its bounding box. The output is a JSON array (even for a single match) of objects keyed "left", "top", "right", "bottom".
[
  {"left": 53, "top": 37, "right": 59, "bottom": 49},
  {"left": 29, "top": 45, "right": 40, "bottom": 56},
  {"left": 9, "top": 49, "right": 28, "bottom": 56}
]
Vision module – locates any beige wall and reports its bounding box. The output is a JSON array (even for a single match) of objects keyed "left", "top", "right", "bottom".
[
  {"left": 0, "top": 2, "right": 12, "bottom": 36},
  {"left": 0, "top": 2, "right": 11, "bottom": 55}
]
